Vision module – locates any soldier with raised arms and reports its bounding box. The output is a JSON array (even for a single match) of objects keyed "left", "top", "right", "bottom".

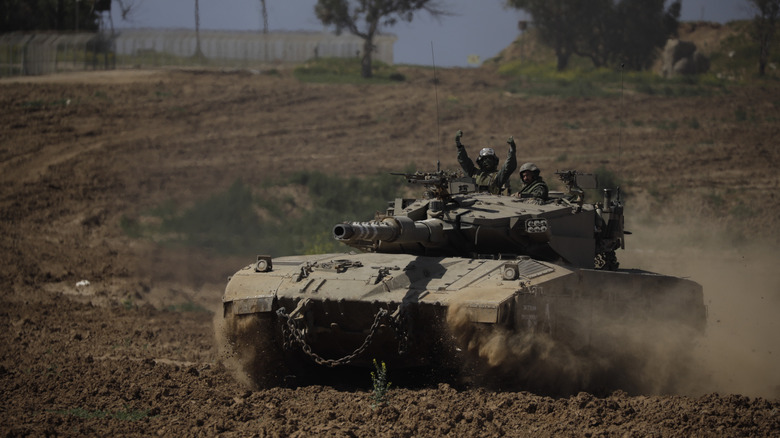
[{"left": 455, "top": 130, "right": 517, "bottom": 195}]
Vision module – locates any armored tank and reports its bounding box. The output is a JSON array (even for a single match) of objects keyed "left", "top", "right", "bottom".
[{"left": 218, "top": 170, "right": 706, "bottom": 393}]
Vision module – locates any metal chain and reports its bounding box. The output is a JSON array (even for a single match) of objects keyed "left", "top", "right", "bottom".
[
  {"left": 388, "top": 309, "right": 410, "bottom": 355},
  {"left": 276, "top": 307, "right": 389, "bottom": 367}
]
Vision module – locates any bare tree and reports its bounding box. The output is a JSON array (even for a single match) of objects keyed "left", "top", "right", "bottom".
[
  {"left": 315, "top": 0, "right": 448, "bottom": 78},
  {"left": 747, "top": 0, "right": 780, "bottom": 76},
  {"left": 260, "top": 0, "right": 269, "bottom": 34},
  {"left": 114, "top": 0, "right": 139, "bottom": 20},
  {"left": 194, "top": 0, "right": 205, "bottom": 58},
  {"left": 97, "top": 0, "right": 139, "bottom": 34}
]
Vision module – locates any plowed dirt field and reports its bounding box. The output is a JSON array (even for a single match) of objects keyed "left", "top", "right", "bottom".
[{"left": 1, "top": 66, "right": 778, "bottom": 436}]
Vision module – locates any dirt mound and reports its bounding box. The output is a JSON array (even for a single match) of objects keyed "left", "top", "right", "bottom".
[{"left": 1, "top": 66, "right": 778, "bottom": 435}]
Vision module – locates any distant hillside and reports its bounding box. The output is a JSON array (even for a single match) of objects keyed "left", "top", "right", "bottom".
[{"left": 488, "top": 20, "right": 779, "bottom": 80}]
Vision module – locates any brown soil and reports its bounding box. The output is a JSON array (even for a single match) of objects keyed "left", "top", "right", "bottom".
[{"left": 1, "top": 65, "right": 779, "bottom": 436}]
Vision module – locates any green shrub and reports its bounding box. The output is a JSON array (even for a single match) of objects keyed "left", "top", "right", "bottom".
[
  {"left": 370, "top": 359, "right": 391, "bottom": 409},
  {"left": 293, "top": 57, "right": 405, "bottom": 84},
  {"left": 124, "top": 172, "right": 405, "bottom": 257}
]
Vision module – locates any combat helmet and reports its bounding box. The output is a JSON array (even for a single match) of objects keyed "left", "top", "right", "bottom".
[
  {"left": 477, "top": 147, "right": 498, "bottom": 171},
  {"left": 519, "top": 162, "right": 540, "bottom": 177}
]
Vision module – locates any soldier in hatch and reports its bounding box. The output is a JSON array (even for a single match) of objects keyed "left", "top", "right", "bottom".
[
  {"left": 455, "top": 130, "right": 517, "bottom": 195},
  {"left": 516, "top": 162, "right": 549, "bottom": 202}
]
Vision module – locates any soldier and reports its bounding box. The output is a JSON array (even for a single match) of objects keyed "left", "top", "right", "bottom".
[
  {"left": 455, "top": 130, "right": 517, "bottom": 195},
  {"left": 516, "top": 162, "right": 549, "bottom": 202}
]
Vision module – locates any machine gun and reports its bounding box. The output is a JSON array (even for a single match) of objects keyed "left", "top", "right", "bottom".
[
  {"left": 555, "top": 170, "right": 597, "bottom": 206},
  {"left": 390, "top": 170, "right": 477, "bottom": 200}
]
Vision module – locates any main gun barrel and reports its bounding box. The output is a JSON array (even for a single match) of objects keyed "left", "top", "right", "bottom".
[
  {"left": 333, "top": 219, "right": 400, "bottom": 242},
  {"left": 333, "top": 216, "right": 446, "bottom": 246}
]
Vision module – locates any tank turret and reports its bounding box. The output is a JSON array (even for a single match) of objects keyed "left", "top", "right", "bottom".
[{"left": 333, "top": 170, "right": 624, "bottom": 270}]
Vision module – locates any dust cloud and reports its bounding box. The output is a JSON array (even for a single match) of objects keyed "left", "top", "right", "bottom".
[
  {"left": 622, "top": 221, "right": 780, "bottom": 399},
  {"left": 447, "top": 301, "right": 704, "bottom": 396},
  {"left": 446, "top": 215, "right": 779, "bottom": 398},
  {"left": 447, "top": 304, "right": 605, "bottom": 396},
  {"left": 213, "top": 304, "right": 294, "bottom": 390},
  {"left": 213, "top": 304, "right": 255, "bottom": 389}
]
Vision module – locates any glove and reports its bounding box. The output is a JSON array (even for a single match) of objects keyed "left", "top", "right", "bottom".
[
  {"left": 507, "top": 136, "right": 516, "bottom": 148},
  {"left": 455, "top": 130, "right": 463, "bottom": 147}
]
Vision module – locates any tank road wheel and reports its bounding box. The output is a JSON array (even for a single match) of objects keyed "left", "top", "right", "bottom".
[{"left": 216, "top": 310, "right": 288, "bottom": 389}]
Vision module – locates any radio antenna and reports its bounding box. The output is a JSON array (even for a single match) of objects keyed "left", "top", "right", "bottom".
[
  {"left": 618, "top": 63, "right": 624, "bottom": 171},
  {"left": 431, "top": 41, "right": 441, "bottom": 172},
  {"left": 617, "top": 62, "right": 625, "bottom": 202}
]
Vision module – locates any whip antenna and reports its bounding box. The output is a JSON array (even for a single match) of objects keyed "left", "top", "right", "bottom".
[
  {"left": 614, "top": 62, "right": 625, "bottom": 203},
  {"left": 431, "top": 41, "right": 441, "bottom": 172},
  {"left": 618, "top": 63, "right": 624, "bottom": 178}
]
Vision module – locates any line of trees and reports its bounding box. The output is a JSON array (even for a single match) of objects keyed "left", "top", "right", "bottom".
[
  {"left": 748, "top": 0, "right": 780, "bottom": 76},
  {"left": 2, "top": 0, "right": 777, "bottom": 78},
  {"left": 0, "top": 0, "right": 100, "bottom": 32},
  {"left": 505, "top": 0, "right": 681, "bottom": 71},
  {"left": 0, "top": 0, "right": 137, "bottom": 33}
]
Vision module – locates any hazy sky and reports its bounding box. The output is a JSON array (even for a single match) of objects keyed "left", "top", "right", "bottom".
[{"left": 114, "top": 0, "right": 754, "bottom": 67}]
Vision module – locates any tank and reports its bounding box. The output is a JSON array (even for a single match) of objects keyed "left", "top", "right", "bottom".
[{"left": 218, "top": 170, "right": 706, "bottom": 394}]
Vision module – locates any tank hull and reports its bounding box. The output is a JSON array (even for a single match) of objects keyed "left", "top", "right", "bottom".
[{"left": 220, "top": 252, "right": 705, "bottom": 388}]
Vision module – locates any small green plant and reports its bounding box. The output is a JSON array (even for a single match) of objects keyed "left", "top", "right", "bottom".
[
  {"left": 293, "top": 57, "right": 405, "bottom": 84},
  {"left": 388, "top": 72, "right": 406, "bottom": 82},
  {"left": 656, "top": 120, "right": 678, "bottom": 131},
  {"left": 21, "top": 100, "right": 45, "bottom": 108},
  {"left": 735, "top": 106, "right": 747, "bottom": 121},
  {"left": 370, "top": 359, "right": 391, "bottom": 409},
  {"left": 704, "top": 192, "right": 725, "bottom": 209},
  {"left": 121, "top": 297, "right": 135, "bottom": 310}
]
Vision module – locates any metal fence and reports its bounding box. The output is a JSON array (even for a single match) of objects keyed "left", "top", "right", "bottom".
[
  {"left": 0, "top": 29, "right": 397, "bottom": 77},
  {"left": 0, "top": 33, "right": 108, "bottom": 76}
]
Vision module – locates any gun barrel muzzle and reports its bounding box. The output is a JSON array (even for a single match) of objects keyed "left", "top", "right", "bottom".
[{"left": 333, "top": 220, "right": 399, "bottom": 242}]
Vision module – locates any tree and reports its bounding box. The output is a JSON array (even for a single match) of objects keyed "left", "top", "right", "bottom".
[
  {"left": 260, "top": 0, "right": 269, "bottom": 34},
  {"left": 0, "top": 0, "right": 139, "bottom": 33},
  {"left": 747, "top": 0, "right": 780, "bottom": 76},
  {"left": 194, "top": 0, "right": 205, "bottom": 58},
  {"left": 506, "top": 0, "right": 680, "bottom": 71},
  {"left": 612, "top": 0, "right": 680, "bottom": 70},
  {"left": 506, "top": 0, "right": 594, "bottom": 71},
  {"left": 314, "top": 0, "right": 447, "bottom": 78},
  {"left": 0, "top": 0, "right": 98, "bottom": 31},
  {"left": 113, "top": 0, "right": 140, "bottom": 20}
]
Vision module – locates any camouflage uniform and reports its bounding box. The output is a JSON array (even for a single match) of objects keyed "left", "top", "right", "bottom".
[
  {"left": 456, "top": 131, "right": 517, "bottom": 195},
  {"left": 517, "top": 162, "right": 549, "bottom": 202}
]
